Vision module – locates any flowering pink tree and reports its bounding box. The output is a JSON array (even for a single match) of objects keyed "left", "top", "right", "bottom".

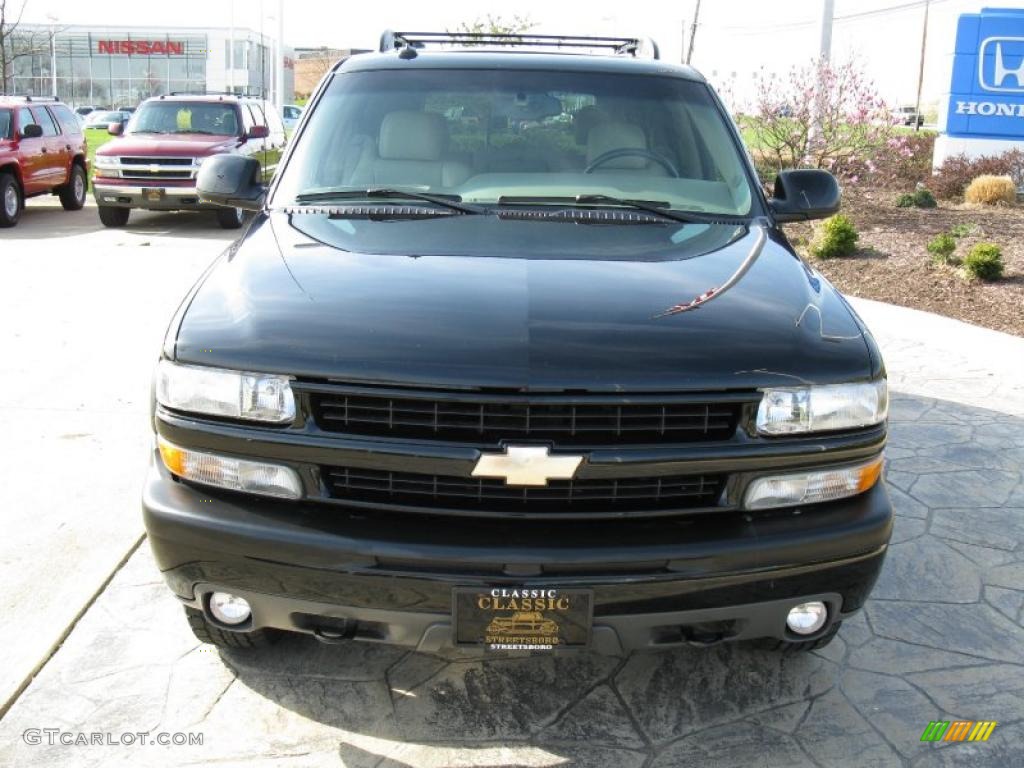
[{"left": 751, "top": 58, "right": 900, "bottom": 180}]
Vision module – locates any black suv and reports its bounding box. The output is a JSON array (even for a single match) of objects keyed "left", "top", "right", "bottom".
[{"left": 145, "top": 32, "right": 891, "bottom": 656}]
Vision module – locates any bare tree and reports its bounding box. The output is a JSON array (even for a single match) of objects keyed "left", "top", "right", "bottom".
[
  {"left": 449, "top": 14, "right": 534, "bottom": 42},
  {"left": 1, "top": 0, "right": 59, "bottom": 95}
]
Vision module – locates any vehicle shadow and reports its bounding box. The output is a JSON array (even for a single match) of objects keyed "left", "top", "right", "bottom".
[
  {"left": 6, "top": 203, "right": 243, "bottom": 242},
  {"left": 218, "top": 392, "right": 1024, "bottom": 767}
]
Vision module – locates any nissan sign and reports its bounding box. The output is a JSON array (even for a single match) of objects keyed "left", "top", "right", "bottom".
[
  {"left": 946, "top": 8, "right": 1024, "bottom": 141},
  {"left": 97, "top": 40, "right": 185, "bottom": 56}
]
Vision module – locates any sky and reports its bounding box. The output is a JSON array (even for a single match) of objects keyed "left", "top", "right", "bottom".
[{"left": 14, "top": 0, "right": 991, "bottom": 107}]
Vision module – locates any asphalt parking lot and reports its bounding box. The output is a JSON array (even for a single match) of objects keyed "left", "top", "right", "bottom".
[{"left": 1, "top": 200, "right": 1023, "bottom": 767}]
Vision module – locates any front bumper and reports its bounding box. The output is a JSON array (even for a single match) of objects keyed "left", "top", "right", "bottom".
[
  {"left": 92, "top": 182, "right": 212, "bottom": 211},
  {"left": 143, "top": 455, "right": 892, "bottom": 653}
]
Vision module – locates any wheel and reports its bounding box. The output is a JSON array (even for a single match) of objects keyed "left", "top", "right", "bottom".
[
  {"left": 216, "top": 206, "right": 245, "bottom": 229},
  {"left": 757, "top": 622, "right": 842, "bottom": 653},
  {"left": 184, "top": 607, "right": 277, "bottom": 650},
  {"left": 58, "top": 164, "right": 87, "bottom": 211},
  {"left": 0, "top": 172, "right": 22, "bottom": 227},
  {"left": 98, "top": 205, "right": 130, "bottom": 227}
]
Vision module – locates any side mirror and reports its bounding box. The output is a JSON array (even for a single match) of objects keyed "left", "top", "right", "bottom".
[
  {"left": 196, "top": 154, "right": 265, "bottom": 211},
  {"left": 107, "top": 122, "right": 124, "bottom": 136},
  {"left": 768, "top": 169, "right": 841, "bottom": 223},
  {"left": 20, "top": 123, "right": 43, "bottom": 139},
  {"left": 247, "top": 125, "right": 270, "bottom": 140}
]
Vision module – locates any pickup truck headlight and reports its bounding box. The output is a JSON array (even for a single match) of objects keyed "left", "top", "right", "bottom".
[
  {"left": 756, "top": 380, "right": 887, "bottom": 435},
  {"left": 744, "top": 456, "right": 883, "bottom": 510},
  {"left": 155, "top": 360, "right": 295, "bottom": 423},
  {"left": 94, "top": 155, "right": 119, "bottom": 169}
]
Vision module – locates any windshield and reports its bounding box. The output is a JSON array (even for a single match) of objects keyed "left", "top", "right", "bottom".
[
  {"left": 127, "top": 102, "right": 240, "bottom": 136},
  {"left": 274, "top": 68, "right": 755, "bottom": 217},
  {"left": 87, "top": 111, "right": 123, "bottom": 124},
  {"left": 0, "top": 109, "right": 11, "bottom": 139}
]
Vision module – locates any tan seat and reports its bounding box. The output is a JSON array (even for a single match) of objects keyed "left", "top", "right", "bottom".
[
  {"left": 350, "top": 110, "right": 471, "bottom": 189},
  {"left": 585, "top": 121, "right": 667, "bottom": 175}
]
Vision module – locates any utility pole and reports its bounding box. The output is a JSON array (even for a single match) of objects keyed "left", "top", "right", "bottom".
[
  {"left": 681, "top": 18, "right": 686, "bottom": 65},
  {"left": 275, "top": 0, "right": 285, "bottom": 109},
  {"left": 913, "top": 0, "right": 930, "bottom": 132},
  {"left": 819, "top": 0, "right": 835, "bottom": 61},
  {"left": 228, "top": 0, "right": 235, "bottom": 94},
  {"left": 686, "top": 0, "right": 701, "bottom": 65}
]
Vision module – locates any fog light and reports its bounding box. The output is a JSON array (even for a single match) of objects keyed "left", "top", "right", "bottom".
[
  {"left": 786, "top": 601, "right": 828, "bottom": 635},
  {"left": 208, "top": 592, "right": 251, "bottom": 625}
]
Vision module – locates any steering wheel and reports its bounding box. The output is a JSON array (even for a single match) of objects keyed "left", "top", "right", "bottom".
[{"left": 584, "top": 148, "right": 680, "bottom": 177}]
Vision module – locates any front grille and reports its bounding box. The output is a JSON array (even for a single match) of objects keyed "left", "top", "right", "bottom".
[
  {"left": 321, "top": 466, "right": 725, "bottom": 517},
  {"left": 116, "top": 156, "right": 198, "bottom": 181},
  {"left": 308, "top": 391, "right": 744, "bottom": 446},
  {"left": 120, "top": 156, "right": 193, "bottom": 165}
]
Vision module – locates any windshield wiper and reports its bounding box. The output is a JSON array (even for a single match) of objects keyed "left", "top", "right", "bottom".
[
  {"left": 293, "top": 188, "right": 484, "bottom": 215},
  {"left": 572, "top": 194, "right": 720, "bottom": 224}
]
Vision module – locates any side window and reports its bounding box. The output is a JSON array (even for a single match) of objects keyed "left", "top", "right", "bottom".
[
  {"left": 31, "top": 107, "right": 59, "bottom": 136},
  {"left": 264, "top": 104, "right": 285, "bottom": 135},
  {"left": 0, "top": 110, "right": 11, "bottom": 139},
  {"left": 17, "top": 107, "right": 35, "bottom": 136},
  {"left": 240, "top": 104, "right": 256, "bottom": 133},
  {"left": 50, "top": 105, "right": 81, "bottom": 135},
  {"left": 249, "top": 103, "right": 267, "bottom": 126}
]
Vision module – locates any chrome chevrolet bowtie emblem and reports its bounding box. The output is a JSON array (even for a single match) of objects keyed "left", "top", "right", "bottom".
[{"left": 471, "top": 446, "right": 583, "bottom": 487}]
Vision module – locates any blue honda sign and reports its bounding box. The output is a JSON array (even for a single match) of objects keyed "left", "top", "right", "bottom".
[{"left": 946, "top": 7, "right": 1024, "bottom": 140}]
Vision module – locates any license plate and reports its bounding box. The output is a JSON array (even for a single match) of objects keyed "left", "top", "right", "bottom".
[
  {"left": 453, "top": 587, "right": 593, "bottom": 651},
  {"left": 144, "top": 188, "right": 165, "bottom": 202}
]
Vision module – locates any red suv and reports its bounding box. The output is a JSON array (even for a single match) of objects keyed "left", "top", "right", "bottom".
[
  {"left": 0, "top": 96, "right": 89, "bottom": 227},
  {"left": 92, "top": 94, "right": 286, "bottom": 229}
]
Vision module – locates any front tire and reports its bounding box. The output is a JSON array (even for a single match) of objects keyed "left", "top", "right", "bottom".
[
  {"left": 98, "top": 205, "right": 130, "bottom": 227},
  {"left": 215, "top": 206, "right": 245, "bottom": 229},
  {"left": 184, "top": 607, "right": 277, "bottom": 650},
  {"left": 0, "top": 172, "right": 23, "bottom": 227},
  {"left": 58, "top": 164, "right": 87, "bottom": 211}
]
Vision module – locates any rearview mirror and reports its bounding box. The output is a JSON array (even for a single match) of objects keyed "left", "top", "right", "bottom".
[
  {"left": 247, "top": 125, "right": 270, "bottom": 140},
  {"left": 768, "top": 169, "right": 841, "bottom": 223},
  {"left": 196, "top": 154, "right": 265, "bottom": 211},
  {"left": 107, "top": 122, "right": 124, "bottom": 136},
  {"left": 20, "top": 123, "right": 43, "bottom": 139}
]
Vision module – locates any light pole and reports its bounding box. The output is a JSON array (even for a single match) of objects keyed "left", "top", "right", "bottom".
[
  {"left": 275, "top": 0, "right": 284, "bottom": 109},
  {"left": 46, "top": 13, "right": 58, "bottom": 98}
]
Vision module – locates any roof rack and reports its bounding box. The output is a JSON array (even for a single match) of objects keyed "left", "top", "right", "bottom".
[
  {"left": 378, "top": 30, "right": 659, "bottom": 59},
  {"left": 166, "top": 91, "right": 240, "bottom": 97},
  {"left": 0, "top": 94, "right": 59, "bottom": 102}
]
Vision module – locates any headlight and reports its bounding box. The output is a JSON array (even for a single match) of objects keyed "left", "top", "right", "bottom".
[
  {"left": 94, "top": 155, "right": 119, "bottom": 168},
  {"left": 744, "top": 456, "right": 883, "bottom": 510},
  {"left": 155, "top": 360, "right": 295, "bottom": 423},
  {"left": 756, "top": 380, "right": 887, "bottom": 435},
  {"left": 158, "top": 437, "right": 302, "bottom": 499}
]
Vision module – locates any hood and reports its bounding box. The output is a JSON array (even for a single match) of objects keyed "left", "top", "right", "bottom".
[
  {"left": 97, "top": 133, "right": 237, "bottom": 157},
  {"left": 172, "top": 211, "right": 875, "bottom": 392}
]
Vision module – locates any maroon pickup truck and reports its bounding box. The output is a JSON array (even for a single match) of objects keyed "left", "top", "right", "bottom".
[
  {"left": 0, "top": 96, "right": 88, "bottom": 227},
  {"left": 92, "top": 93, "right": 286, "bottom": 229}
]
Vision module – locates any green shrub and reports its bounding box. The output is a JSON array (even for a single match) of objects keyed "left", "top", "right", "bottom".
[
  {"left": 926, "top": 233, "right": 957, "bottom": 265},
  {"left": 963, "top": 243, "right": 1004, "bottom": 281},
  {"left": 912, "top": 188, "right": 937, "bottom": 208},
  {"left": 809, "top": 214, "right": 859, "bottom": 259},
  {"left": 949, "top": 223, "right": 978, "bottom": 238},
  {"left": 895, "top": 188, "right": 937, "bottom": 209}
]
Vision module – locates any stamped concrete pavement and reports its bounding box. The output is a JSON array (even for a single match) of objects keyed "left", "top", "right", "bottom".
[{"left": 0, "top": 291, "right": 1022, "bottom": 766}]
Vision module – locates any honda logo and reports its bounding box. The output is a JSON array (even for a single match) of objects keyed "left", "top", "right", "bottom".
[{"left": 979, "top": 37, "right": 1024, "bottom": 93}]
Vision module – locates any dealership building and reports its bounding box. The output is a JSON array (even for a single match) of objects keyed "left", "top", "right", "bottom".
[{"left": 6, "top": 24, "right": 294, "bottom": 109}]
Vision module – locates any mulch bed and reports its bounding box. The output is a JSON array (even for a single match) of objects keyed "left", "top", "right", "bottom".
[{"left": 783, "top": 188, "right": 1024, "bottom": 337}]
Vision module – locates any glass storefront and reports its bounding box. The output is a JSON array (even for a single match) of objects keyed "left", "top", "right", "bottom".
[{"left": 5, "top": 26, "right": 277, "bottom": 109}]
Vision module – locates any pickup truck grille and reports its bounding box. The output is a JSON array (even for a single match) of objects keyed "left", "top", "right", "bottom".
[
  {"left": 116, "top": 156, "right": 199, "bottom": 180},
  {"left": 308, "top": 390, "right": 745, "bottom": 446},
  {"left": 321, "top": 466, "right": 725, "bottom": 517}
]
